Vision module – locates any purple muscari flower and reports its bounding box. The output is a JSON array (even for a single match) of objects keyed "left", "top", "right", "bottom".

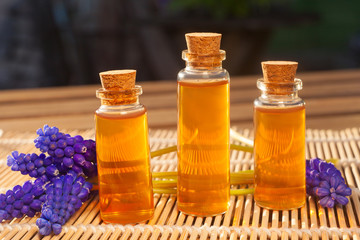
[
  {"left": 7, "top": 152, "right": 51, "bottom": 179},
  {"left": 37, "top": 171, "right": 92, "bottom": 235},
  {"left": 34, "top": 125, "right": 97, "bottom": 178},
  {"left": 306, "top": 158, "right": 352, "bottom": 208},
  {"left": 314, "top": 176, "right": 352, "bottom": 208},
  {"left": 0, "top": 180, "right": 46, "bottom": 222}
]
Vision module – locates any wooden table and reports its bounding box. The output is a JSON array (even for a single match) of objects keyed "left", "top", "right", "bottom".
[{"left": 0, "top": 69, "right": 359, "bottom": 132}]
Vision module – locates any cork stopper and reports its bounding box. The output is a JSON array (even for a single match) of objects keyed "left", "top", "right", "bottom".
[
  {"left": 97, "top": 70, "right": 139, "bottom": 105},
  {"left": 261, "top": 61, "right": 298, "bottom": 83},
  {"left": 185, "top": 32, "right": 221, "bottom": 55},
  {"left": 99, "top": 70, "right": 136, "bottom": 90},
  {"left": 260, "top": 61, "right": 300, "bottom": 95}
]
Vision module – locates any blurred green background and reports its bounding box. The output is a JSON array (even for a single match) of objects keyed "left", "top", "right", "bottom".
[{"left": 0, "top": 0, "right": 359, "bottom": 88}]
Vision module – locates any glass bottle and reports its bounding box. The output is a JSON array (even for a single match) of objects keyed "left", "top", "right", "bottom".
[
  {"left": 177, "top": 33, "right": 230, "bottom": 216},
  {"left": 95, "top": 70, "right": 154, "bottom": 223},
  {"left": 254, "top": 61, "right": 306, "bottom": 210}
]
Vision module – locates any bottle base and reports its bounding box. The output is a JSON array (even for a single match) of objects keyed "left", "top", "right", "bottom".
[
  {"left": 101, "top": 209, "right": 154, "bottom": 224},
  {"left": 254, "top": 200, "right": 305, "bottom": 211},
  {"left": 177, "top": 202, "right": 229, "bottom": 217}
]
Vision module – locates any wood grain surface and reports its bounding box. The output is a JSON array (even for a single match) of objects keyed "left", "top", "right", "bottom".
[{"left": 0, "top": 69, "right": 359, "bottom": 131}]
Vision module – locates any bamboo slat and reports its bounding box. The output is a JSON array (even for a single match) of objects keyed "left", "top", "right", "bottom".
[{"left": 0, "top": 128, "right": 359, "bottom": 240}]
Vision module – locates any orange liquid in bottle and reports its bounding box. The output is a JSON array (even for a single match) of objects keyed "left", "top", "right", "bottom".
[
  {"left": 254, "top": 105, "right": 306, "bottom": 210},
  {"left": 177, "top": 80, "right": 230, "bottom": 216},
  {"left": 95, "top": 109, "right": 154, "bottom": 223}
]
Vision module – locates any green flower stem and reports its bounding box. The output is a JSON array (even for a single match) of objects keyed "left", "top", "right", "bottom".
[
  {"left": 230, "top": 171, "right": 254, "bottom": 184},
  {"left": 152, "top": 171, "right": 178, "bottom": 179},
  {"left": 151, "top": 146, "right": 177, "bottom": 158},
  {"left": 153, "top": 188, "right": 177, "bottom": 194},
  {"left": 230, "top": 144, "right": 253, "bottom": 153},
  {"left": 150, "top": 144, "right": 254, "bottom": 158},
  {"left": 153, "top": 180, "right": 177, "bottom": 188},
  {"left": 231, "top": 188, "right": 254, "bottom": 195}
]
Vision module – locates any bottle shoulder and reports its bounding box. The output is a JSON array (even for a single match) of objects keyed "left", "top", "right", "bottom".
[
  {"left": 96, "top": 104, "right": 146, "bottom": 116},
  {"left": 254, "top": 97, "right": 305, "bottom": 108},
  {"left": 177, "top": 68, "right": 229, "bottom": 82}
]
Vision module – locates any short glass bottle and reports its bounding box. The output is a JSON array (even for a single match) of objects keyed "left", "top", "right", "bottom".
[
  {"left": 254, "top": 78, "right": 306, "bottom": 210},
  {"left": 177, "top": 50, "right": 230, "bottom": 216},
  {"left": 95, "top": 86, "right": 154, "bottom": 223}
]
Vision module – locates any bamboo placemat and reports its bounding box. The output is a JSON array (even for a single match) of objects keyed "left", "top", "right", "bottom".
[{"left": 0, "top": 127, "right": 359, "bottom": 240}]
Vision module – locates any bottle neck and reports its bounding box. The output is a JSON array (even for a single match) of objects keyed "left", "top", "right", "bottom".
[
  {"left": 96, "top": 86, "right": 142, "bottom": 106},
  {"left": 182, "top": 50, "right": 225, "bottom": 71},
  {"left": 257, "top": 78, "right": 303, "bottom": 104}
]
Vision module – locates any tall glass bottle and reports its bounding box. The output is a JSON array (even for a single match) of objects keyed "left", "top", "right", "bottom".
[
  {"left": 177, "top": 33, "right": 230, "bottom": 216},
  {"left": 254, "top": 61, "right": 306, "bottom": 210},
  {"left": 95, "top": 70, "right": 154, "bottom": 223}
]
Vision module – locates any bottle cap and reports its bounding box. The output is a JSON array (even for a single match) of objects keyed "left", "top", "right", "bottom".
[
  {"left": 261, "top": 61, "right": 298, "bottom": 83},
  {"left": 99, "top": 70, "right": 136, "bottom": 90},
  {"left": 185, "top": 32, "right": 221, "bottom": 55}
]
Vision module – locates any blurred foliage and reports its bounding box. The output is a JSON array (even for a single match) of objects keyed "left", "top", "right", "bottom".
[{"left": 166, "top": 0, "right": 275, "bottom": 19}]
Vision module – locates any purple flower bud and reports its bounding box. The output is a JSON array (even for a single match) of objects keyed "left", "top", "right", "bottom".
[
  {"left": 78, "top": 188, "right": 90, "bottom": 202},
  {"left": 54, "top": 149, "right": 64, "bottom": 158},
  {"left": 22, "top": 193, "right": 34, "bottom": 204},
  {"left": 27, "top": 209, "right": 36, "bottom": 217},
  {"left": 335, "top": 195, "right": 349, "bottom": 205},
  {"left": 57, "top": 139, "right": 67, "bottom": 149},
  {"left": 39, "top": 224, "right": 52, "bottom": 236},
  {"left": 74, "top": 135, "right": 84, "bottom": 143},
  {"left": 66, "top": 137, "right": 75, "bottom": 146},
  {"left": 63, "top": 157, "right": 74, "bottom": 168},
  {"left": 11, "top": 209, "right": 21, "bottom": 218},
  {"left": 75, "top": 177, "right": 85, "bottom": 186},
  {"left": 37, "top": 167, "right": 46, "bottom": 176},
  {"left": 73, "top": 154, "right": 86, "bottom": 166},
  {"left": 30, "top": 199, "right": 43, "bottom": 211},
  {"left": 84, "top": 151, "right": 96, "bottom": 162},
  {"left": 22, "top": 181, "right": 33, "bottom": 193},
  {"left": 56, "top": 133, "right": 65, "bottom": 140},
  {"left": 7, "top": 155, "right": 15, "bottom": 167},
  {"left": 46, "top": 165, "right": 59, "bottom": 177},
  {"left": 50, "top": 213, "right": 59, "bottom": 223},
  {"left": 48, "top": 150, "right": 55, "bottom": 157},
  {"left": 53, "top": 179, "right": 63, "bottom": 189},
  {"left": 52, "top": 223, "right": 62, "bottom": 235},
  {"left": 74, "top": 143, "right": 87, "bottom": 154},
  {"left": 41, "top": 207, "right": 53, "bottom": 220},
  {"left": 19, "top": 163, "right": 27, "bottom": 172},
  {"left": 40, "top": 145, "right": 49, "bottom": 153},
  {"left": 71, "top": 165, "right": 83, "bottom": 174},
  {"left": 83, "top": 182, "right": 93, "bottom": 191},
  {"left": 36, "top": 217, "right": 48, "bottom": 228},
  {"left": 21, "top": 205, "right": 30, "bottom": 214},
  {"left": 64, "top": 147, "right": 75, "bottom": 157},
  {"left": 49, "top": 142, "right": 57, "bottom": 150},
  {"left": 43, "top": 157, "right": 53, "bottom": 166},
  {"left": 5, "top": 204, "right": 14, "bottom": 213},
  {"left": 13, "top": 200, "right": 23, "bottom": 209},
  {"left": 14, "top": 189, "right": 24, "bottom": 199},
  {"left": 26, "top": 162, "right": 35, "bottom": 171},
  {"left": 11, "top": 163, "right": 19, "bottom": 171},
  {"left": 71, "top": 183, "right": 82, "bottom": 195},
  {"left": 6, "top": 194, "right": 15, "bottom": 204}
]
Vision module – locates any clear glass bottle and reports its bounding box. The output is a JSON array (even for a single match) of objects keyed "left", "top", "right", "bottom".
[
  {"left": 95, "top": 86, "right": 154, "bottom": 223},
  {"left": 177, "top": 49, "right": 230, "bottom": 216},
  {"left": 254, "top": 68, "right": 306, "bottom": 210}
]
